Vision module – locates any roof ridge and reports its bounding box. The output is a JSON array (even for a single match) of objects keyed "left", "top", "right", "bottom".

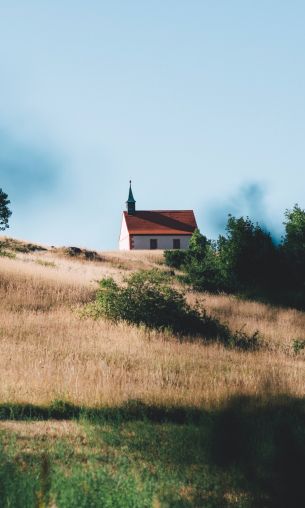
[
  {"left": 123, "top": 209, "right": 197, "bottom": 234},
  {"left": 124, "top": 210, "right": 195, "bottom": 213}
]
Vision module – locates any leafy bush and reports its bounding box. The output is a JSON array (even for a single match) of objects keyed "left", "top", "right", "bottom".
[
  {"left": 164, "top": 229, "right": 227, "bottom": 292},
  {"left": 163, "top": 249, "right": 187, "bottom": 268},
  {"left": 86, "top": 270, "right": 226, "bottom": 338},
  {"left": 184, "top": 243, "right": 226, "bottom": 292},
  {"left": 185, "top": 230, "right": 222, "bottom": 290},
  {"left": 85, "top": 269, "right": 261, "bottom": 349}
]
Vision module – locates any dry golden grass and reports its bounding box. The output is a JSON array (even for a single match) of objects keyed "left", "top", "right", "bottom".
[
  {"left": 0, "top": 246, "right": 305, "bottom": 410},
  {"left": 0, "top": 244, "right": 164, "bottom": 286},
  {"left": 189, "top": 291, "right": 305, "bottom": 353}
]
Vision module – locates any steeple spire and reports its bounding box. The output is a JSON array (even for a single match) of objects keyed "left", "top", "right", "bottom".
[{"left": 126, "top": 180, "right": 136, "bottom": 215}]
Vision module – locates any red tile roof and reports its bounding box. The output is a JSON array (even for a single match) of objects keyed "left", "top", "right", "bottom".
[{"left": 124, "top": 210, "right": 197, "bottom": 235}]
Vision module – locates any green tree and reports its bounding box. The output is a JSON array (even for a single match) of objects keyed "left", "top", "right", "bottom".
[
  {"left": 218, "top": 215, "right": 278, "bottom": 290},
  {"left": 188, "top": 228, "right": 209, "bottom": 260},
  {"left": 185, "top": 246, "right": 225, "bottom": 292},
  {"left": 0, "top": 189, "right": 12, "bottom": 231},
  {"left": 185, "top": 230, "right": 225, "bottom": 292},
  {"left": 282, "top": 204, "right": 305, "bottom": 287},
  {"left": 164, "top": 229, "right": 209, "bottom": 270}
]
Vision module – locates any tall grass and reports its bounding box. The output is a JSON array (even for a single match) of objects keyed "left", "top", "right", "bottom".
[
  {"left": 0, "top": 250, "right": 305, "bottom": 409},
  {"left": 1, "top": 246, "right": 305, "bottom": 506}
]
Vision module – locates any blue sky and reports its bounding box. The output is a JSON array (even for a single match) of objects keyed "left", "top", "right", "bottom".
[{"left": 0, "top": 1, "right": 304, "bottom": 249}]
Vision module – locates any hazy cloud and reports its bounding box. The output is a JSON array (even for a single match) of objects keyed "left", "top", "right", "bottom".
[
  {"left": 0, "top": 129, "right": 61, "bottom": 203},
  {"left": 205, "top": 182, "right": 274, "bottom": 238}
]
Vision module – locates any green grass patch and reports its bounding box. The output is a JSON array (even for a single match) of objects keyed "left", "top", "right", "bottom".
[
  {"left": 1, "top": 395, "right": 305, "bottom": 506},
  {"left": 0, "top": 417, "right": 242, "bottom": 507}
]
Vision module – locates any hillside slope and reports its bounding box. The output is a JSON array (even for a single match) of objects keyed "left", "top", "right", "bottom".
[
  {"left": 1, "top": 236, "right": 304, "bottom": 407},
  {"left": 1, "top": 237, "right": 305, "bottom": 506}
]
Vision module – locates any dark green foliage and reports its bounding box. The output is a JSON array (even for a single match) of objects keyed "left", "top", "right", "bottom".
[
  {"left": 164, "top": 210, "right": 305, "bottom": 308},
  {"left": 282, "top": 204, "right": 305, "bottom": 289},
  {"left": 164, "top": 230, "right": 225, "bottom": 291},
  {"left": 91, "top": 269, "right": 229, "bottom": 340},
  {"left": 164, "top": 248, "right": 187, "bottom": 268},
  {"left": 218, "top": 215, "right": 279, "bottom": 290},
  {"left": 188, "top": 228, "right": 209, "bottom": 260},
  {"left": 84, "top": 269, "right": 261, "bottom": 349},
  {"left": 0, "top": 188, "right": 12, "bottom": 231},
  {"left": 182, "top": 230, "right": 223, "bottom": 292},
  {"left": 165, "top": 219, "right": 279, "bottom": 294},
  {"left": 186, "top": 240, "right": 226, "bottom": 292}
]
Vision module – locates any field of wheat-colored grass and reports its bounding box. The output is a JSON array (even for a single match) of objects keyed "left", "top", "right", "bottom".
[
  {"left": 1, "top": 239, "right": 305, "bottom": 506},
  {"left": 1, "top": 243, "right": 305, "bottom": 410}
]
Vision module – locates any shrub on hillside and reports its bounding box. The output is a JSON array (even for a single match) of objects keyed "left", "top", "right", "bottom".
[
  {"left": 163, "top": 249, "right": 187, "bottom": 269},
  {"left": 92, "top": 269, "right": 226, "bottom": 338},
  {"left": 184, "top": 242, "right": 226, "bottom": 292},
  {"left": 85, "top": 269, "right": 261, "bottom": 349},
  {"left": 87, "top": 269, "right": 222, "bottom": 336}
]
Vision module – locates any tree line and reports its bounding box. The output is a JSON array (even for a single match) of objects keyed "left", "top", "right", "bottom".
[{"left": 165, "top": 205, "right": 305, "bottom": 308}]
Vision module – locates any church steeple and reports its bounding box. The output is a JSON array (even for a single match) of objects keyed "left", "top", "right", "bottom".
[{"left": 126, "top": 180, "right": 136, "bottom": 215}]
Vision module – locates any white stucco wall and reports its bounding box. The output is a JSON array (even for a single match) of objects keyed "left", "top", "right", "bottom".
[
  {"left": 132, "top": 235, "right": 191, "bottom": 250},
  {"left": 119, "top": 215, "right": 130, "bottom": 250}
]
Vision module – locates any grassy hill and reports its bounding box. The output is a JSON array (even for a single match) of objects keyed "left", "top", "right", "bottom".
[{"left": 1, "top": 237, "right": 305, "bottom": 507}]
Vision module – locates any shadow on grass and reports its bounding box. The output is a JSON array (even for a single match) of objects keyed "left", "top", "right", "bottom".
[
  {"left": 209, "top": 394, "right": 305, "bottom": 508},
  {"left": 0, "top": 399, "right": 206, "bottom": 424},
  {"left": 239, "top": 287, "right": 305, "bottom": 311},
  {"left": 1, "top": 396, "right": 305, "bottom": 507}
]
